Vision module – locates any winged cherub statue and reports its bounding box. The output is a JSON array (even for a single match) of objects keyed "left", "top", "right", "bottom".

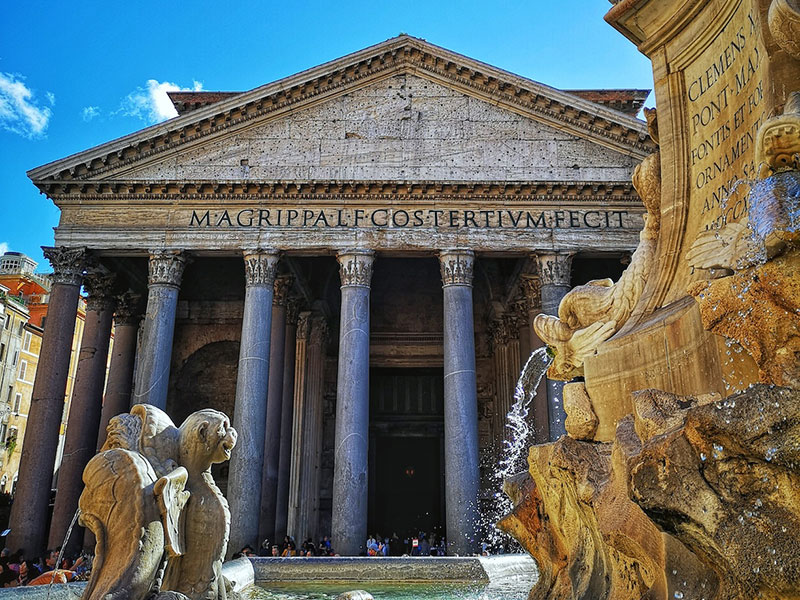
[{"left": 79, "top": 404, "right": 237, "bottom": 600}]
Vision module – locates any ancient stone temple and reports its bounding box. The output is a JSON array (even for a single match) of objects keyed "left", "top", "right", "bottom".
[{"left": 15, "top": 35, "right": 654, "bottom": 557}]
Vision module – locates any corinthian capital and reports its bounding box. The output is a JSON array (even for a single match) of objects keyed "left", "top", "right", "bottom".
[
  {"left": 273, "top": 275, "right": 294, "bottom": 306},
  {"left": 148, "top": 250, "right": 186, "bottom": 288},
  {"left": 337, "top": 250, "right": 375, "bottom": 288},
  {"left": 243, "top": 249, "right": 280, "bottom": 287},
  {"left": 519, "top": 274, "right": 542, "bottom": 312},
  {"left": 439, "top": 249, "right": 474, "bottom": 287},
  {"left": 83, "top": 266, "right": 116, "bottom": 312},
  {"left": 114, "top": 291, "right": 143, "bottom": 326},
  {"left": 535, "top": 252, "right": 573, "bottom": 287},
  {"left": 42, "top": 246, "right": 87, "bottom": 286}
]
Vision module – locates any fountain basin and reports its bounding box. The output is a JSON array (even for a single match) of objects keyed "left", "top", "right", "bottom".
[{"left": 0, "top": 555, "right": 537, "bottom": 600}]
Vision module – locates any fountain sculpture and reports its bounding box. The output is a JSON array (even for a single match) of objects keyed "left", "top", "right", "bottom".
[
  {"left": 78, "top": 404, "right": 238, "bottom": 600},
  {"left": 498, "top": 0, "right": 800, "bottom": 598}
]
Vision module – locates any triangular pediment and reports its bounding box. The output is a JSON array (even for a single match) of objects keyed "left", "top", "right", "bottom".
[
  {"left": 28, "top": 35, "right": 654, "bottom": 187},
  {"left": 110, "top": 73, "right": 641, "bottom": 184}
]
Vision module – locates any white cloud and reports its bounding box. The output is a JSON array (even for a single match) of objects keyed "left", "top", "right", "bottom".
[
  {"left": 118, "top": 79, "right": 202, "bottom": 124},
  {"left": 0, "top": 73, "right": 53, "bottom": 137},
  {"left": 0, "top": 243, "right": 8, "bottom": 255},
  {"left": 82, "top": 105, "right": 100, "bottom": 121}
]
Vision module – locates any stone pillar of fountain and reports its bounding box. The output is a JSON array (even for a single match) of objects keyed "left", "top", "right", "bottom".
[
  {"left": 228, "top": 250, "right": 280, "bottom": 554},
  {"left": 520, "top": 273, "right": 549, "bottom": 444},
  {"left": 535, "top": 252, "right": 573, "bottom": 440},
  {"left": 331, "top": 249, "right": 374, "bottom": 556},
  {"left": 274, "top": 298, "right": 299, "bottom": 544},
  {"left": 96, "top": 291, "right": 142, "bottom": 449},
  {"left": 49, "top": 266, "right": 116, "bottom": 555},
  {"left": 259, "top": 275, "right": 292, "bottom": 546},
  {"left": 7, "top": 246, "right": 86, "bottom": 555},
  {"left": 439, "top": 249, "right": 480, "bottom": 556},
  {"left": 132, "top": 250, "right": 186, "bottom": 409}
]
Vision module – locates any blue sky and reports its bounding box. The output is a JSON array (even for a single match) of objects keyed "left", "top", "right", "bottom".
[{"left": 0, "top": 1, "right": 653, "bottom": 268}]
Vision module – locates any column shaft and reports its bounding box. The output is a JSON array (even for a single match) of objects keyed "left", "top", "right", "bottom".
[
  {"left": 331, "top": 250, "right": 374, "bottom": 556},
  {"left": 440, "top": 250, "right": 480, "bottom": 556},
  {"left": 259, "top": 276, "right": 291, "bottom": 545},
  {"left": 49, "top": 268, "right": 115, "bottom": 554},
  {"left": 228, "top": 251, "right": 279, "bottom": 554},
  {"left": 7, "top": 247, "right": 85, "bottom": 556},
  {"left": 274, "top": 300, "right": 299, "bottom": 544},
  {"left": 131, "top": 251, "right": 185, "bottom": 409},
  {"left": 287, "top": 312, "right": 310, "bottom": 539},
  {"left": 297, "top": 315, "right": 327, "bottom": 544},
  {"left": 96, "top": 292, "right": 142, "bottom": 449},
  {"left": 536, "top": 253, "right": 573, "bottom": 440}
]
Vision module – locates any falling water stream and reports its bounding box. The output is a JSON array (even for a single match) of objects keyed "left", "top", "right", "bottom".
[
  {"left": 46, "top": 508, "right": 82, "bottom": 600},
  {"left": 483, "top": 346, "right": 552, "bottom": 550}
]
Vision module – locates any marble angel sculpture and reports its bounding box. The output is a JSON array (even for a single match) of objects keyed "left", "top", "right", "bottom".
[
  {"left": 79, "top": 403, "right": 238, "bottom": 600},
  {"left": 533, "top": 108, "right": 662, "bottom": 380}
]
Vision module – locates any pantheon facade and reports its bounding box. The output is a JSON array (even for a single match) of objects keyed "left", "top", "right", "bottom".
[{"left": 13, "top": 36, "right": 654, "bottom": 557}]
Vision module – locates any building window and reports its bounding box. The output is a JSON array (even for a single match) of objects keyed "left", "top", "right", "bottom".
[
  {"left": 3, "top": 316, "right": 9, "bottom": 330},
  {"left": 22, "top": 331, "right": 31, "bottom": 351},
  {"left": 12, "top": 393, "right": 21, "bottom": 414},
  {"left": 0, "top": 343, "right": 4, "bottom": 362},
  {"left": 17, "top": 322, "right": 23, "bottom": 336},
  {"left": 18, "top": 360, "right": 27, "bottom": 382},
  {"left": 5, "top": 387, "right": 12, "bottom": 404},
  {"left": 11, "top": 350, "right": 18, "bottom": 367}
]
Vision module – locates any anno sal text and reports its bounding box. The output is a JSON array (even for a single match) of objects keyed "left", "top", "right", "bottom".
[{"left": 188, "top": 208, "right": 636, "bottom": 229}]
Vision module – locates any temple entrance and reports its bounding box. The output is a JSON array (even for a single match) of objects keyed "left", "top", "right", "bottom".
[{"left": 368, "top": 368, "right": 445, "bottom": 550}]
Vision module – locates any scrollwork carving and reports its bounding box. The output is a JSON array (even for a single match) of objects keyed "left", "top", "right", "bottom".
[
  {"left": 148, "top": 251, "right": 186, "bottom": 288},
  {"left": 83, "top": 266, "right": 116, "bottom": 312},
  {"left": 273, "top": 275, "right": 294, "bottom": 305},
  {"left": 243, "top": 249, "right": 280, "bottom": 287},
  {"left": 337, "top": 250, "right": 375, "bottom": 288},
  {"left": 439, "top": 249, "right": 474, "bottom": 287},
  {"left": 536, "top": 253, "right": 573, "bottom": 287},
  {"left": 42, "top": 246, "right": 87, "bottom": 286},
  {"left": 114, "top": 291, "right": 143, "bottom": 326}
]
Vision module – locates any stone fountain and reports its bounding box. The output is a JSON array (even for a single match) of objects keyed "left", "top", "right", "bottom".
[
  {"left": 498, "top": 0, "right": 800, "bottom": 598},
  {"left": 79, "top": 404, "right": 238, "bottom": 600}
]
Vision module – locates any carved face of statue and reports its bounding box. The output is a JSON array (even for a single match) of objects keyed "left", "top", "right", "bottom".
[{"left": 178, "top": 409, "right": 238, "bottom": 468}]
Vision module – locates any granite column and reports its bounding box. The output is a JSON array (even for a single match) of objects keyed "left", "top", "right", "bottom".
[
  {"left": 331, "top": 249, "right": 374, "bottom": 556},
  {"left": 7, "top": 247, "right": 86, "bottom": 555},
  {"left": 287, "top": 312, "right": 310, "bottom": 540},
  {"left": 49, "top": 266, "right": 116, "bottom": 554},
  {"left": 439, "top": 249, "right": 480, "bottom": 556},
  {"left": 228, "top": 250, "right": 279, "bottom": 554},
  {"left": 274, "top": 298, "right": 299, "bottom": 544},
  {"left": 96, "top": 292, "right": 142, "bottom": 449},
  {"left": 535, "top": 252, "right": 574, "bottom": 440},
  {"left": 132, "top": 251, "right": 186, "bottom": 410},
  {"left": 259, "top": 274, "right": 292, "bottom": 545}
]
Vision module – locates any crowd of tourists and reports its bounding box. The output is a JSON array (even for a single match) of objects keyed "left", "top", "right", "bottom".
[{"left": 0, "top": 547, "right": 91, "bottom": 587}]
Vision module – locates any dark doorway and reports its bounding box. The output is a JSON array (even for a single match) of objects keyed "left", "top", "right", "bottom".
[
  {"left": 372, "top": 436, "right": 441, "bottom": 541},
  {"left": 368, "top": 368, "right": 445, "bottom": 545}
]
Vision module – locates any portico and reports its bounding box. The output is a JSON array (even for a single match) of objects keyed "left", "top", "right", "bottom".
[{"left": 14, "top": 35, "right": 652, "bottom": 556}]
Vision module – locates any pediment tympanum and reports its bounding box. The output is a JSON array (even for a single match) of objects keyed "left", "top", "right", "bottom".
[{"left": 113, "top": 74, "right": 641, "bottom": 184}]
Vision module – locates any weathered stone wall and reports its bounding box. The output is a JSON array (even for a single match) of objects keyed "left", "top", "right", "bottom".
[{"left": 125, "top": 74, "right": 640, "bottom": 184}]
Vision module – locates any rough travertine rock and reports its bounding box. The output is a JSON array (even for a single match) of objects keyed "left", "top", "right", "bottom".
[
  {"left": 688, "top": 249, "right": 800, "bottom": 389},
  {"left": 563, "top": 382, "right": 599, "bottom": 440},
  {"left": 497, "top": 421, "right": 716, "bottom": 600},
  {"left": 631, "top": 388, "right": 720, "bottom": 443},
  {"left": 336, "top": 592, "right": 374, "bottom": 600},
  {"left": 630, "top": 384, "right": 800, "bottom": 600}
]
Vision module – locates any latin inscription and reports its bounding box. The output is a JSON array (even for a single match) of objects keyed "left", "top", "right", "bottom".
[
  {"left": 686, "top": 0, "right": 767, "bottom": 230},
  {"left": 188, "top": 207, "right": 637, "bottom": 230}
]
